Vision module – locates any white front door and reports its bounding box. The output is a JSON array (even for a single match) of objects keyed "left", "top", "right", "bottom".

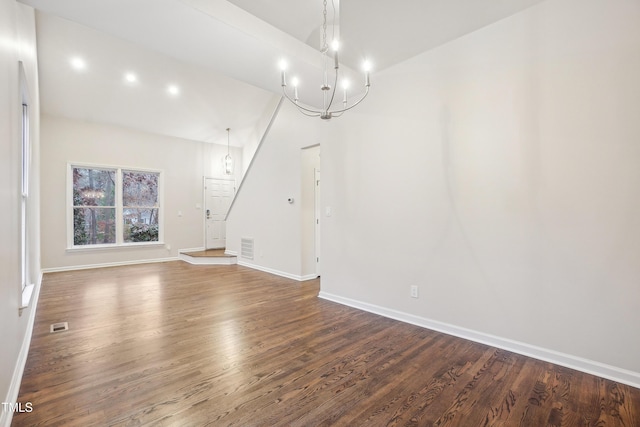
[{"left": 205, "top": 178, "right": 235, "bottom": 249}]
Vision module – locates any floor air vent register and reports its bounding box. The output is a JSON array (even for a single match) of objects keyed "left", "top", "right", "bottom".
[{"left": 50, "top": 322, "right": 69, "bottom": 333}]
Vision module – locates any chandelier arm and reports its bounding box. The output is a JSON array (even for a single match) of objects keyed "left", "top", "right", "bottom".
[
  {"left": 328, "top": 86, "right": 370, "bottom": 114},
  {"left": 325, "top": 66, "right": 339, "bottom": 113},
  {"left": 297, "top": 108, "right": 322, "bottom": 117},
  {"left": 290, "top": 96, "right": 323, "bottom": 117},
  {"left": 282, "top": 87, "right": 324, "bottom": 115}
]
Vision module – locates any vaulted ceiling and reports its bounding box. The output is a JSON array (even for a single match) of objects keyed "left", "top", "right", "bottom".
[{"left": 20, "top": 0, "right": 547, "bottom": 146}]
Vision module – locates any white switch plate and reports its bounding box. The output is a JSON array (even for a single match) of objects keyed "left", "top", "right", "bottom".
[{"left": 410, "top": 285, "right": 419, "bottom": 299}]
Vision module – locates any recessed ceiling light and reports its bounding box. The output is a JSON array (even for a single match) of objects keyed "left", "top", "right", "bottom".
[
  {"left": 124, "top": 72, "right": 137, "bottom": 83},
  {"left": 70, "top": 57, "right": 86, "bottom": 71},
  {"left": 167, "top": 85, "right": 180, "bottom": 96}
]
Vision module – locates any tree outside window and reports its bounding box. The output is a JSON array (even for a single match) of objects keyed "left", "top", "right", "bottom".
[
  {"left": 123, "top": 171, "right": 159, "bottom": 242},
  {"left": 71, "top": 166, "right": 161, "bottom": 247},
  {"left": 72, "top": 168, "right": 116, "bottom": 245}
]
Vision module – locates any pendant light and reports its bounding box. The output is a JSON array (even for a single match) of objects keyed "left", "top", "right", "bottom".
[{"left": 224, "top": 127, "right": 233, "bottom": 175}]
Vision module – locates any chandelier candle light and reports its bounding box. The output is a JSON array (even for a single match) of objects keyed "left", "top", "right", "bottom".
[{"left": 280, "top": 0, "right": 371, "bottom": 120}]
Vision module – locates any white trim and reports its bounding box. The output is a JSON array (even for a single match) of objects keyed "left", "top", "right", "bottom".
[
  {"left": 41, "top": 257, "right": 179, "bottom": 274},
  {"left": 224, "top": 249, "right": 238, "bottom": 256},
  {"left": 178, "top": 247, "right": 206, "bottom": 254},
  {"left": 314, "top": 167, "right": 321, "bottom": 277},
  {"left": 66, "top": 242, "right": 166, "bottom": 252},
  {"left": 19, "top": 61, "right": 32, "bottom": 299},
  {"left": 225, "top": 97, "right": 283, "bottom": 221},
  {"left": 179, "top": 253, "right": 237, "bottom": 265},
  {"left": 2, "top": 273, "right": 42, "bottom": 427},
  {"left": 19, "top": 283, "right": 35, "bottom": 309},
  {"left": 318, "top": 291, "right": 640, "bottom": 389},
  {"left": 237, "top": 260, "right": 314, "bottom": 282}
]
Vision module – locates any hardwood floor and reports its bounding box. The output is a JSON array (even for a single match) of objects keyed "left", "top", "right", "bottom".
[{"left": 14, "top": 262, "right": 640, "bottom": 426}]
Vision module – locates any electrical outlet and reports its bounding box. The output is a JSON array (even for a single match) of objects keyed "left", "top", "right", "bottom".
[{"left": 410, "top": 285, "right": 419, "bottom": 299}]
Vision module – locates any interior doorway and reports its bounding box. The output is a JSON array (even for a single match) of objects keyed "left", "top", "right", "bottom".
[
  {"left": 314, "top": 168, "right": 321, "bottom": 276},
  {"left": 204, "top": 177, "right": 235, "bottom": 249},
  {"left": 301, "top": 145, "right": 321, "bottom": 278}
]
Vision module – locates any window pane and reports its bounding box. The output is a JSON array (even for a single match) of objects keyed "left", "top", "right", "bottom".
[
  {"left": 73, "top": 168, "right": 116, "bottom": 206},
  {"left": 22, "top": 103, "right": 29, "bottom": 196},
  {"left": 22, "top": 104, "right": 29, "bottom": 289},
  {"left": 73, "top": 207, "right": 116, "bottom": 245},
  {"left": 123, "top": 208, "right": 159, "bottom": 242},
  {"left": 123, "top": 171, "right": 158, "bottom": 207}
]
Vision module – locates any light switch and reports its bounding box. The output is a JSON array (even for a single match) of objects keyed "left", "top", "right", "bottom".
[{"left": 325, "top": 206, "right": 332, "bottom": 217}]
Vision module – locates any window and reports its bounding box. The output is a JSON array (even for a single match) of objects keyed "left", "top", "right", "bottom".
[
  {"left": 122, "top": 170, "right": 160, "bottom": 243},
  {"left": 70, "top": 165, "right": 161, "bottom": 248},
  {"left": 19, "top": 61, "right": 35, "bottom": 309},
  {"left": 20, "top": 74, "right": 30, "bottom": 291},
  {"left": 72, "top": 167, "right": 117, "bottom": 245}
]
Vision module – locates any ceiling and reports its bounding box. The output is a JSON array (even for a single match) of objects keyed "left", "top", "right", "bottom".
[{"left": 20, "top": 0, "right": 547, "bottom": 146}]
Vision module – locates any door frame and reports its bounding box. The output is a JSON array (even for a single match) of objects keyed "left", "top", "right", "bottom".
[
  {"left": 203, "top": 176, "right": 236, "bottom": 250},
  {"left": 314, "top": 168, "right": 321, "bottom": 277}
]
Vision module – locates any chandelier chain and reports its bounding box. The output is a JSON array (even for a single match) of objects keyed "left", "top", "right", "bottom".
[{"left": 321, "top": 0, "right": 328, "bottom": 53}]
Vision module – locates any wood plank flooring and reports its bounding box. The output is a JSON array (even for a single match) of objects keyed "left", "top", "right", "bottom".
[{"left": 14, "top": 261, "right": 640, "bottom": 426}]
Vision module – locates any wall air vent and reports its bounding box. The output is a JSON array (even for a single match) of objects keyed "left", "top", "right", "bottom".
[{"left": 241, "top": 238, "right": 254, "bottom": 260}]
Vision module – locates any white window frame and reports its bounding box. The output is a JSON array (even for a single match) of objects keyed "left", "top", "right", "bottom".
[
  {"left": 67, "top": 163, "right": 164, "bottom": 250},
  {"left": 21, "top": 100, "right": 29, "bottom": 289},
  {"left": 19, "top": 61, "right": 34, "bottom": 309}
]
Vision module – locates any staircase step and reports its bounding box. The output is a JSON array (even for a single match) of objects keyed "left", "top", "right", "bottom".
[{"left": 179, "top": 249, "right": 237, "bottom": 265}]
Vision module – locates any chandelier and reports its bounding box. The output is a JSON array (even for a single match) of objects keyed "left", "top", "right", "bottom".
[{"left": 279, "top": 0, "right": 371, "bottom": 120}]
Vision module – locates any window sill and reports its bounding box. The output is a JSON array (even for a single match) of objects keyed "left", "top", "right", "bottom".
[
  {"left": 20, "top": 283, "right": 35, "bottom": 309},
  {"left": 66, "top": 242, "right": 166, "bottom": 253}
]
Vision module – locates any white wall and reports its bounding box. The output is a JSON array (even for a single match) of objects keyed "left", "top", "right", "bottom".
[
  {"left": 0, "top": 0, "right": 41, "bottom": 424},
  {"left": 242, "top": 95, "right": 282, "bottom": 178},
  {"left": 226, "top": 101, "right": 328, "bottom": 280},
  {"left": 320, "top": 0, "right": 640, "bottom": 384},
  {"left": 40, "top": 115, "right": 243, "bottom": 270}
]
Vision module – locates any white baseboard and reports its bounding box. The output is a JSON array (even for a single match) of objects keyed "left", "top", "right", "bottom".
[
  {"left": 318, "top": 291, "right": 640, "bottom": 389},
  {"left": 41, "top": 257, "right": 179, "bottom": 273},
  {"left": 237, "top": 260, "right": 316, "bottom": 282},
  {"left": 2, "top": 273, "right": 43, "bottom": 427}
]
